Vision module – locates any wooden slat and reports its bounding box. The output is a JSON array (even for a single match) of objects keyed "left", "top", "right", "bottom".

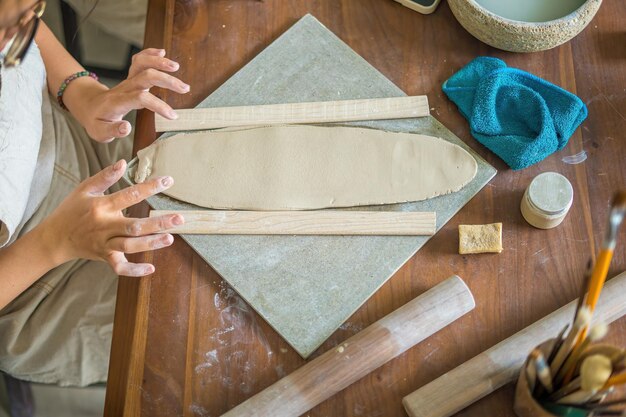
[
  {"left": 154, "top": 95, "right": 429, "bottom": 132},
  {"left": 150, "top": 210, "right": 436, "bottom": 235}
]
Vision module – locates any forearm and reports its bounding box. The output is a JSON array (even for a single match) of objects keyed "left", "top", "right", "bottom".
[
  {"left": 0, "top": 225, "right": 65, "bottom": 310},
  {"left": 35, "top": 22, "right": 108, "bottom": 124}
]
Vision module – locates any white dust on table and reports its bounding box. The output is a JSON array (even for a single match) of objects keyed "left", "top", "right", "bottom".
[
  {"left": 274, "top": 363, "right": 287, "bottom": 378},
  {"left": 339, "top": 321, "right": 365, "bottom": 334},
  {"left": 188, "top": 403, "right": 211, "bottom": 417},
  {"left": 194, "top": 349, "right": 218, "bottom": 373},
  {"left": 194, "top": 281, "right": 273, "bottom": 395}
]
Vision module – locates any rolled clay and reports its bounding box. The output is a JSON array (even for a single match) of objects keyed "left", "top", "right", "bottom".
[{"left": 135, "top": 125, "right": 477, "bottom": 210}]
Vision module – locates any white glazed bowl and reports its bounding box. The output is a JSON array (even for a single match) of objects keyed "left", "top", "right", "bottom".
[{"left": 448, "top": 0, "right": 603, "bottom": 53}]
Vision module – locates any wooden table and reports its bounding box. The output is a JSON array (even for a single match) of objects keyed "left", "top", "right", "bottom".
[{"left": 104, "top": 1, "right": 626, "bottom": 416}]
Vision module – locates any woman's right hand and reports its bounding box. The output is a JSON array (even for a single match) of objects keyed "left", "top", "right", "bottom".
[{"left": 38, "top": 159, "right": 184, "bottom": 276}]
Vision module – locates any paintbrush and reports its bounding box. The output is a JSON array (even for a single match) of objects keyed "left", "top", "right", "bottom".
[
  {"left": 557, "top": 390, "right": 597, "bottom": 405},
  {"left": 584, "top": 398, "right": 626, "bottom": 410},
  {"left": 526, "top": 353, "right": 538, "bottom": 393},
  {"left": 555, "top": 380, "right": 614, "bottom": 407},
  {"left": 579, "top": 192, "right": 626, "bottom": 340},
  {"left": 573, "top": 258, "right": 593, "bottom": 322},
  {"left": 591, "top": 410, "right": 626, "bottom": 417},
  {"left": 603, "top": 370, "right": 626, "bottom": 389},
  {"left": 580, "top": 355, "right": 613, "bottom": 392},
  {"left": 550, "top": 376, "right": 582, "bottom": 401},
  {"left": 552, "top": 355, "right": 612, "bottom": 402},
  {"left": 602, "top": 354, "right": 626, "bottom": 389},
  {"left": 548, "top": 324, "right": 572, "bottom": 365},
  {"left": 551, "top": 307, "right": 593, "bottom": 377},
  {"left": 534, "top": 351, "right": 554, "bottom": 394},
  {"left": 591, "top": 386, "right": 615, "bottom": 403},
  {"left": 557, "top": 323, "right": 609, "bottom": 385}
]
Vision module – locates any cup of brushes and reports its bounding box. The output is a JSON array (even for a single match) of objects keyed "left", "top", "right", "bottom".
[{"left": 515, "top": 191, "right": 626, "bottom": 417}]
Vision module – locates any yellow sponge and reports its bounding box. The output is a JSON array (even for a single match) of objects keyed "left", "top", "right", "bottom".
[{"left": 458, "top": 223, "right": 503, "bottom": 254}]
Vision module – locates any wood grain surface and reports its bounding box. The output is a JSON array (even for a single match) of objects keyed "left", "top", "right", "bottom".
[
  {"left": 149, "top": 210, "right": 437, "bottom": 235},
  {"left": 154, "top": 95, "right": 430, "bottom": 132},
  {"left": 104, "top": 1, "right": 626, "bottom": 416}
]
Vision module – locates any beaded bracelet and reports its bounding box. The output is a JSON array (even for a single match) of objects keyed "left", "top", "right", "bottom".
[{"left": 57, "top": 71, "right": 98, "bottom": 111}]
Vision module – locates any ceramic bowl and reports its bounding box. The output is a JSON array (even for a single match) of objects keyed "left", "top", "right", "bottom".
[{"left": 448, "top": 0, "right": 603, "bottom": 53}]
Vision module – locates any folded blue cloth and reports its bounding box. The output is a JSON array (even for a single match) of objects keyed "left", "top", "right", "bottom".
[{"left": 442, "top": 57, "right": 588, "bottom": 170}]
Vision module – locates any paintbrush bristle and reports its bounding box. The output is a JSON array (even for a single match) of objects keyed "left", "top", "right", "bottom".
[
  {"left": 529, "top": 348, "right": 541, "bottom": 359},
  {"left": 589, "top": 323, "right": 609, "bottom": 341},
  {"left": 535, "top": 353, "right": 554, "bottom": 392},
  {"left": 576, "top": 306, "right": 592, "bottom": 328},
  {"left": 581, "top": 355, "right": 612, "bottom": 392},
  {"left": 608, "top": 191, "right": 626, "bottom": 233},
  {"left": 612, "top": 191, "right": 626, "bottom": 210},
  {"left": 536, "top": 354, "right": 548, "bottom": 370}
]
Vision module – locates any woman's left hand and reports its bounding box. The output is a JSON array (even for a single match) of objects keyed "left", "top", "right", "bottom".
[{"left": 78, "top": 48, "right": 190, "bottom": 143}]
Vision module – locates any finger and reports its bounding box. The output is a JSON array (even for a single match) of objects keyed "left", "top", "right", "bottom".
[
  {"left": 122, "top": 213, "right": 184, "bottom": 237},
  {"left": 107, "top": 176, "right": 173, "bottom": 210},
  {"left": 91, "top": 121, "right": 132, "bottom": 143},
  {"left": 94, "top": 90, "right": 178, "bottom": 121},
  {"left": 141, "top": 48, "right": 166, "bottom": 57},
  {"left": 129, "top": 68, "right": 189, "bottom": 94},
  {"left": 108, "top": 252, "right": 155, "bottom": 277},
  {"left": 108, "top": 233, "right": 174, "bottom": 254},
  {"left": 129, "top": 49, "right": 179, "bottom": 78},
  {"left": 81, "top": 159, "right": 127, "bottom": 195},
  {"left": 135, "top": 91, "right": 178, "bottom": 120}
]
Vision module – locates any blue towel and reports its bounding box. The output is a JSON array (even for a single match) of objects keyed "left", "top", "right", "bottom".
[{"left": 442, "top": 57, "right": 588, "bottom": 170}]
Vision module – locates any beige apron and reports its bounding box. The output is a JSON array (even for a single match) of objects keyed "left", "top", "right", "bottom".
[{"left": 0, "top": 41, "right": 131, "bottom": 387}]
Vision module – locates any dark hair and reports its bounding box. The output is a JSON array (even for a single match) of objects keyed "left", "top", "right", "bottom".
[{"left": 70, "top": 0, "right": 100, "bottom": 44}]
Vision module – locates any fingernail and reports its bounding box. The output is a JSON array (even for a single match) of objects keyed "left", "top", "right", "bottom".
[
  {"left": 172, "top": 215, "right": 184, "bottom": 225},
  {"left": 161, "top": 176, "right": 174, "bottom": 187},
  {"left": 168, "top": 110, "right": 179, "bottom": 119},
  {"left": 114, "top": 160, "right": 124, "bottom": 170},
  {"left": 145, "top": 265, "right": 155, "bottom": 275},
  {"left": 159, "top": 49, "right": 166, "bottom": 56},
  {"left": 181, "top": 83, "right": 190, "bottom": 92},
  {"left": 163, "top": 234, "right": 174, "bottom": 245},
  {"left": 119, "top": 123, "right": 130, "bottom": 135},
  {"left": 169, "top": 61, "right": 180, "bottom": 70}
]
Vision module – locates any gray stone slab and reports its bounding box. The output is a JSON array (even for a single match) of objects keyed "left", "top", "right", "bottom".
[{"left": 124, "top": 14, "right": 496, "bottom": 358}]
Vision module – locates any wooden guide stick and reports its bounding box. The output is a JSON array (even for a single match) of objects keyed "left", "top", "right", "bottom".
[
  {"left": 402, "top": 271, "right": 626, "bottom": 417},
  {"left": 220, "top": 276, "right": 475, "bottom": 417},
  {"left": 150, "top": 210, "right": 436, "bottom": 236},
  {"left": 154, "top": 95, "right": 430, "bottom": 132}
]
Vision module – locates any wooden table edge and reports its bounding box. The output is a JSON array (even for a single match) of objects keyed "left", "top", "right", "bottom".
[{"left": 104, "top": 0, "right": 175, "bottom": 414}]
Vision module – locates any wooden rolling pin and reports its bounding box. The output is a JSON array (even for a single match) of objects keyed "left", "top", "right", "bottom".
[
  {"left": 155, "top": 95, "right": 429, "bottom": 132},
  {"left": 403, "top": 270, "right": 626, "bottom": 417},
  {"left": 220, "top": 275, "right": 475, "bottom": 417},
  {"left": 150, "top": 210, "right": 436, "bottom": 236}
]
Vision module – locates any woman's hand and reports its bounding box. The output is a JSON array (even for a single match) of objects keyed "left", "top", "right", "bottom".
[
  {"left": 75, "top": 48, "right": 190, "bottom": 143},
  {"left": 38, "top": 160, "right": 184, "bottom": 276}
]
